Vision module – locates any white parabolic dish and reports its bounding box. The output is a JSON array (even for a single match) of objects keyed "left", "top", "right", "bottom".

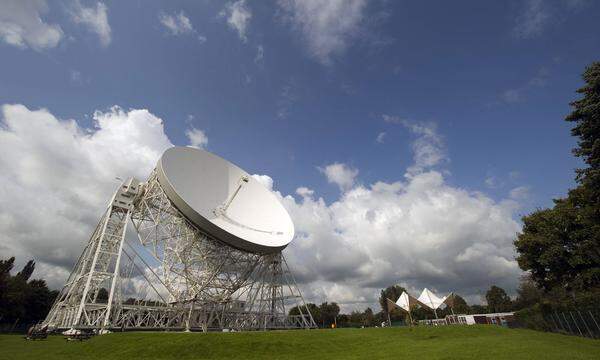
[{"left": 156, "top": 146, "right": 294, "bottom": 254}]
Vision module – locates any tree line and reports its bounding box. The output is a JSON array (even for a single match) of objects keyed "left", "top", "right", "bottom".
[{"left": 0, "top": 257, "right": 58, "bottom": 331}]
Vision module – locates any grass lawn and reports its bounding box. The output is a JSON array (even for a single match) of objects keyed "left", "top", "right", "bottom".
[{"left": 1, "top": 325, "right": 599, "bottom": 360}]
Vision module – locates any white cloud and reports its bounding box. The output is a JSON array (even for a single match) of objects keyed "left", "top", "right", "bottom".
[
  {"left": 376, "top": 132, "right": 386, "bottom": 144},
  {"left": 268, "top": 167, "right": 524, "bottom": 311},
  {"left": 381, "top": 115, "right": 447, "bottom": 175},
  {"left": 69, "top": 0, "right": 111, "bottom": 47},
  {"left": 221, "top": 0, "right": 252, "bottom": 42},
  {"left": 402, "top": 121, "right": 447, "bottom": 175},
  {"left": 278, "top": 0, "right": 368, "bottom": 65},
  {"left": 0, "top": 104, "right": 173, "bottom": 288},
  {"left": 252, "top": 174, "right": 274, "bottom": 191},
  {"left": 296, "top": 187, "right": 314, "bottom": 198},
  {"left": 69, "top": 69, "right": 83, "bottom": 85},
  {"left": 277, "top": 79, "right": 298, "bottom": 119},
  {"left": 485, "top": 176, "right": 499, "bottom": 189},
  {"left": 0, "top": 104, "right": 526, "bottom": 313},
  {"left": 502, "top": 66, "right": 550, "bottom": 104},
  {"left": 185, "top": 127, "right": 208, "bottom": 149},
  {"left": 513, "top": 0, "right": 550, "bottom": 39},
  {"left": 502, "top": 89, "right": 522, "bottom": 103},
  {"left": 159, "top": 11, "right": 194, "bottom": 36},
  {"left": 509, "top": 186, "right": 530, "bottom": 200},
  {"left": 265, "top": 126, "right": 522, "bottom": 311},
  {"left": 512, "top": 0, "right": 590, "bottom": 40},
  {"left": 254, "top": 44, "right": 264, "bottom": 63},
  {"left": 0, "top": 0, "right": 63, "bottom": 51},
  {"left": 319, "top": 162, "right": 358, "bottom": 192}
]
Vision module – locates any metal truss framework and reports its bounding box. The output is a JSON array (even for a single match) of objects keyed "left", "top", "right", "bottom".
[{"left": 44, "top": 174, "right": 316, "bottom": 332}]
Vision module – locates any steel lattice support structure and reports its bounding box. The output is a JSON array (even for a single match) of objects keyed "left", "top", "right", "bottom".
[{"left": 43, "top": 175, "right": 316, "bottom": 332}]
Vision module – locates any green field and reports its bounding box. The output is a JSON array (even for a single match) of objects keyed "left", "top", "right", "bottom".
[{"left": 1, "top": 326, "right": 599, "bottom": 360}]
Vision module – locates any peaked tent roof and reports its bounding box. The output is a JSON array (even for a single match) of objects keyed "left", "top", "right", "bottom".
[
  {"left": 395, "top": 291, "right": 423, "bottom": 312},
  {"left": 417, "top": 288, "right": 446, "bottom": 310}
]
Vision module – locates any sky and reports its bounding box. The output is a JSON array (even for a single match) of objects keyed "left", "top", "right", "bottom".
[{"left": 0, "top": 0, "right": 599, "bottom": 311}]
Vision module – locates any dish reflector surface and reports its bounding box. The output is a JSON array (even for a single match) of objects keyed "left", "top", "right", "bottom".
[{"left": 156, "top": 146, "right": 294, "bottom": 253}]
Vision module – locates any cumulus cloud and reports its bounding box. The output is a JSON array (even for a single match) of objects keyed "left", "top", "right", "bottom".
[
  {"left": 376, "top": 132, "right": 386, "bottom": 144},
  {"left": 0, "top": 104, "right": 525, "bottom": 312},
  {"left": 277, "top": 0, "right": 367, "bottom": 65},
  {"left": 250, "top": 120, "right": 524, "bottom": 311},
  {"left": 0, "top": 104, "right": 172, "bottom": 288},
  {"left": 319, "top": 163, "right": 359, "bottom": 192},
  {"left": 69, "top": 0, "right": 111, "bottom": 47},
  {"left": 252, "top": 174, "right": 274, "bottom": 191},
  {"left": 159, "top": 11, "right": 194, "bottom": 36},
  {"left": 221, "top": 0, "right": 252, "bottom": 42},
  {"left": 185, "top": 127, "right": 208, "bottom": 149},
  {"left": 0, "top": 0, "right": 63, "bottom": 51}
]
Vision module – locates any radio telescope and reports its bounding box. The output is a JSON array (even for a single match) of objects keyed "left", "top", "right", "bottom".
[{"left": 43, "top": 147, "right": 316, "bottom": 332}]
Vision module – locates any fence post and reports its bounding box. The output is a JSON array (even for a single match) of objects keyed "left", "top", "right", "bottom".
[{"left": 569, "top": 312, "right": 583, "bottom": 337}]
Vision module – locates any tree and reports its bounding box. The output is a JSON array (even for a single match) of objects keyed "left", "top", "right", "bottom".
[
  {"left": 485, "top": 285, "right": 512, "bottom": 313},
  {"left": 469, "top": 304, "right": 487, "bottom": 314},
  {"left": 515, "top": 62, "right": 600, "bottom": 293},
  {"left": 348, "top": 310, "right": 363, "bottom": 327},
  {"left": 319, "top": 302, "right": 340, "bottom": 327},
  {"left": 0, "top": 257, "right": 59, "bottom": 326},
  {"left": 289, "top": 303, "right": 321, "bottom": 325},
  {"left": 514, "top": 276, "right": 543, "bottom": 310},
  {"left": 445, "top": 294, "right": 470, "bottom": 314},
  {"left": 362, "top": 307, "right": 375, "bottom": 327},
  {"left": 378, "top": 285, "right": 406, "bottom": 322},
  {"left": 566, "top": 61, "right": 600, "bottom": 193},
  {"left": 0, "top": 257, "right": 15, "bottom": 320},
  {"left": 16, "top": 260, "right": 35, "bottom": 281}
]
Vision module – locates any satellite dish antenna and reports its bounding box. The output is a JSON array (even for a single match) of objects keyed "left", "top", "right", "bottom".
[
  {"left": 156, "top": 146, "right": 294, "bottom": 253},
  {"left": 43, "top": 146, "right": 315, "bottom": 333}
]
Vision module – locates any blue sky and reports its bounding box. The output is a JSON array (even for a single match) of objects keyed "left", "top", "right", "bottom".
[{"left": 1, "top": 0, "right": 599, "bottom": 308}]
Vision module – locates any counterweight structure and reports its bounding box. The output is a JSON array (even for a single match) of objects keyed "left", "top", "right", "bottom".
[{"left": 44, "top": 149, "right": 316, "bottom": 332}]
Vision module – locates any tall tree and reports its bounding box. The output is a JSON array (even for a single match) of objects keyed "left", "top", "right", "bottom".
[
  {"left": 485, "top": 285, "right": 512, "bottom": 313},
  {"left": 566, "top": 61, "right": 600, "bottom": 192},
  {"left": 515, "top": 62, "right": 600, "bottom": 293},
  {"left": 0, "top": 257, "right": 15, "bottom": 319},
  {"left": 16, "top": 260, "right": 35, "bottom": 281}
]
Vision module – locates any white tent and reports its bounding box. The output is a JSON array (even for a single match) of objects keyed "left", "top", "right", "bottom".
[
  {"left": 395, "top": 291, "right": 421, "bottom": 312},
  {"left": 417, "top": 288, "right": 446, "bottom": 318}
]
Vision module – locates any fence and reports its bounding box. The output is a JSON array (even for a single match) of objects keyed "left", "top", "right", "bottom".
[{"left": 540, "top": 309, "right": 600, "bottom": 339}]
